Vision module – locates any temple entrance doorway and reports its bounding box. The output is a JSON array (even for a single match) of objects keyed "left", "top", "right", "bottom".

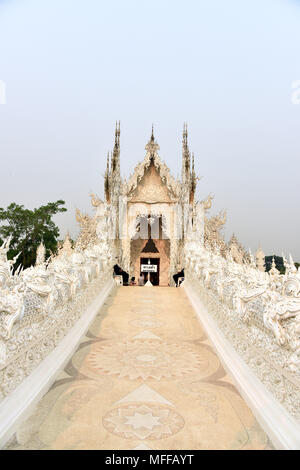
[{"left": 140, "top": 257, "right": 160, "bottom": 286}]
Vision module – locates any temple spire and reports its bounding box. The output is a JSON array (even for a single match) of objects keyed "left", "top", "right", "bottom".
[
  {"left": 107, "top": 122, "right": 122, "bottom": 233},
  {"left": 191, "top": 152, "right": 197, "bottom": 196},
  {"left": 117, "top": 120, "right": 120, "bottom": 146},
  {"left": 106, "top": 151, "right": 110, "bottom": 171},
  {"left": 182, "top": 122, "right": 191, "bottom": 185},
  {"left": 183, "top": 122, "right": 188, "bottom": 146},
  {"left": 145, "top": 124, "right": 159, "bottom": 158},
  {"left": 111, "top": 121, "right": 121, "bottom": 174},
  {"left": 114, "top": 121, "right": 120, "bottom": 148},
  {"left": 104, "top": 151, "right": 110, "bottom": 202}
]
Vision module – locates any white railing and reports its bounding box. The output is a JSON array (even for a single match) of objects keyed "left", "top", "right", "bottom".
[
  {"left": 184, "top": 241, "right": 300, "bottom": 422},
  {"left": 0, "top": 238, "right": 114, "bottom": 402}
]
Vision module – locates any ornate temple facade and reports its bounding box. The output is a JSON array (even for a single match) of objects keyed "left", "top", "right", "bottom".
[
  {"left": 79, "top": 123, "right": 265, "bottom": 284},
  {"left": 102, "top": 124, "right": 203, "bottom": 286}
]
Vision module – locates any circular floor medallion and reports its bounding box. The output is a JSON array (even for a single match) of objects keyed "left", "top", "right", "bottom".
[{"left": 87, "top": 340, "right": 213, "bottom": 381}]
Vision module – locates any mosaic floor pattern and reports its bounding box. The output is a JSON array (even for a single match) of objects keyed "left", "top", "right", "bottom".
[{"left": 7, "top": 287, "right": 273, "bottom": 450}]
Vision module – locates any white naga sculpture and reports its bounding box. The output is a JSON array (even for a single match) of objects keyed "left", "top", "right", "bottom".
[
  {"left": 184, "top": 237, "right": 300, "bottom": 376},
  {"left": 0, "top": 200, "right": 114, "bottom": 397}
]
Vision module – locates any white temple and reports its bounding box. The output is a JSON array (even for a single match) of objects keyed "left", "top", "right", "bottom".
[{"left": 101, "top": 123, "right": 201, "bottom": 286}]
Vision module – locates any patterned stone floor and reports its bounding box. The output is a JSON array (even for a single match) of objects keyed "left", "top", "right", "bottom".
[{"left": 7, "top": 287, "right": 273, "bottom": 450}]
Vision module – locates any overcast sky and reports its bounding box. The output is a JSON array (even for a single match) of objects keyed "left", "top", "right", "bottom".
[{"left": 0, "top": 0, "right": 299, "bottom": 259}]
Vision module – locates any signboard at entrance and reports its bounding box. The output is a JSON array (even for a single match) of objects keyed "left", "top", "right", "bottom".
[{"left": 141, "top": 264, "right": 157, "bottom": 273}]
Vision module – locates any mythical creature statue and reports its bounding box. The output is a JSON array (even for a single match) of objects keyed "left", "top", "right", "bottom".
[
  {"left": 0, "top": 205, "right": 114, "bottom": 375},
  {"left": 204, "top": 210, "right": 227, "bottom": 252},
  {"left": 185, "top": 232, "right": 300, "bottom": 375},
  {"left": 75, "top": 208, "right": 98, "bottom": 251},
  {"left": 201, "top": 193, "right": 214, "bottom": 211},
  {"left": 228, "top": 233, "right": 246, "bottom": 265},
  {"left": 90, "top": 193, "right": 103, "bottom": 208}
]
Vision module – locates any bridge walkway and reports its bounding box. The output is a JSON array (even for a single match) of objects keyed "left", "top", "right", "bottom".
[{"left": 7, "top": 287, "right": 272, "bottom": 450}]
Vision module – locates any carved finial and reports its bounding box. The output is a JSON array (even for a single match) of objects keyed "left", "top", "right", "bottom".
[
  {"left": 269, "top": 256, "right": 279, "bottom": 275},
  {"left": 35, "top": 241, "right": 46, "bottom": 266},
  {"left": 113, "top": 121, "right": 120, "bottom": 147},
  {"left": 111, "top": 122, "right": 121, "bottom": 174},
  {"left": 151, "top": 124, "right": 154, "bottom": 141},
  {"left": 256, "top": 247, "right": 265, "bottom": 272},
  {"left": 183, "top": 122, "right": 188, "bottom": 144},
  {"left": 289, "top": 254, "right": 297, "bottom": 273},
  {"left": 182, "top": 122, "right": 190, "bottom": 186}
]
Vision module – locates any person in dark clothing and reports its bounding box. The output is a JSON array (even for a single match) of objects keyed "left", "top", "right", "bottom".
[
  {"left": 121, "top": 269, "right": 129, "bottom": 285},
  {"left": 113, "top": 264, "right": 121, "bottom": 275},
  {"left": 173, "top": 268, "right": 184, "bottom": 287},
  {"left": 113, "top": 264, "right": 129, "bottom": 285}
]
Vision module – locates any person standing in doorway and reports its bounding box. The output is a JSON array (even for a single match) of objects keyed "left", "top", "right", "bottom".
[{"left": 138, "top": 273, "right": 145, "bottom": 286}]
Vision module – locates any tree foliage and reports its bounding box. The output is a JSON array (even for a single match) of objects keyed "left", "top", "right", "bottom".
[{"left": 0, "top": 200, "right": 67, "bottom": 270}]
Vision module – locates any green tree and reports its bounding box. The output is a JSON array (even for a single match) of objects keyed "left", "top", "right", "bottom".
[{"left": 0, "top": 200, "right": 67, "bottom": 270}]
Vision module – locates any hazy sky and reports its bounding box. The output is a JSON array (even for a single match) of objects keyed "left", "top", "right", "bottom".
[{"left": 0, "top": 0, "right": 300, "bottom": 259}]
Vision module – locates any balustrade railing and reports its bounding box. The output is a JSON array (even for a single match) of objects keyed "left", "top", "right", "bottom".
[
  {"left": 0, "top": 239, "right": 114, "bottom": 401},
  {"left": 184, "top": 241, "right": 300, "bottom": 421}
]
